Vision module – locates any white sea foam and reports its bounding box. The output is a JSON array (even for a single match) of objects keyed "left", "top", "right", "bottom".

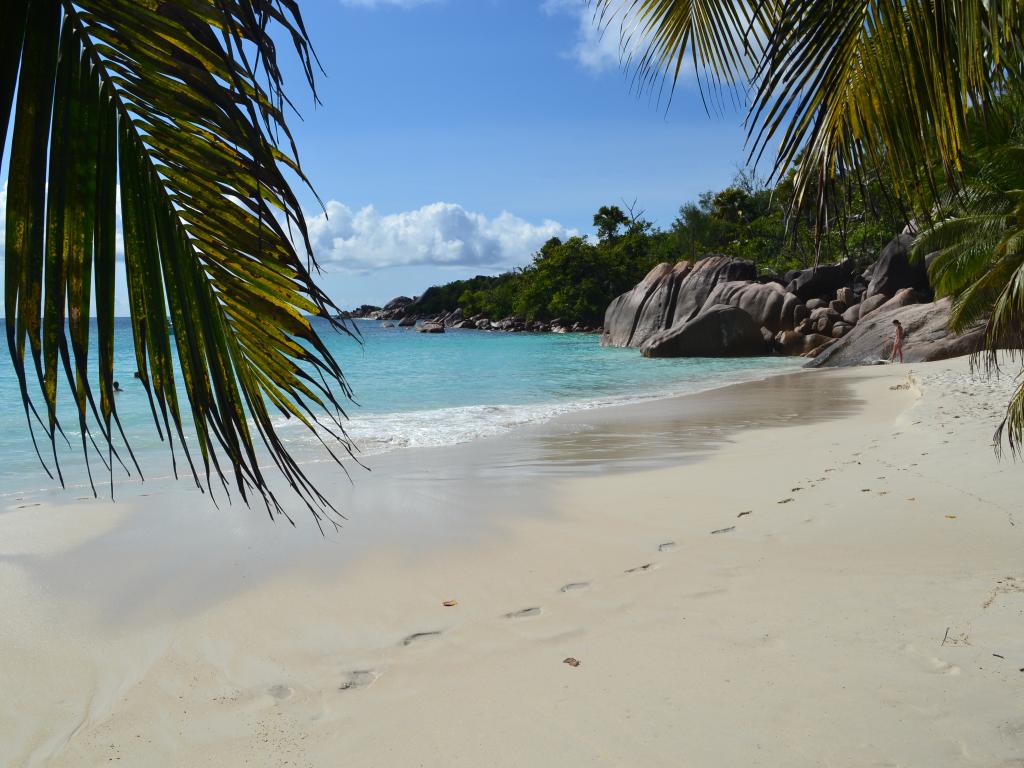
[{"left": 273, "top": 363, "right": 803, "bottom": 462}]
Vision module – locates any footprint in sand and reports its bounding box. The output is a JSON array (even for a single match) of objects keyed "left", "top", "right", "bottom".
[
  {"left": 267, "top": 684, "right": 293, "bottom": 700},
  {"left": 505, "top": 607, "right": 542, "bottom": 619},
  {"left": 401, "top": 631, "right": 442, "bottom": 647},
  {"left": 339, "top": 670, "right": 379, "bottom": 691},
  {"left": 625, "top": 563, "right": 654, "bottom": 574},
  {"left": 559, "top": 582, "right": 589, "bottom": 593},
  {"left": 928, "top": 658, "right": 962, "bottom": 676},
  {"left": 658, "top": 541, "right": 676, "bottom": 552}
]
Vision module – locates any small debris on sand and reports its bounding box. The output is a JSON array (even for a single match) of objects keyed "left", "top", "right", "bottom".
[
  {"left": 625, "top": 563, "right": 653, "bottom": 573},
  {"left": 711, "top": 526, "right": 735, "bottom": 535},
  {"left": 563, "top": 657, "right": 580, "bottom": 667},
  {"left": 443, "top": 600, "right": 458, "bottom": 607}
]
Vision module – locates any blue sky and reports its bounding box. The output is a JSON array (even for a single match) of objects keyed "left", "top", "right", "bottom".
[
  {"left": 281, "top": 0, "right": 752, "bottom": 307},
  {"left": 0, "top": 0, "right": 755, "bottom": 313}
]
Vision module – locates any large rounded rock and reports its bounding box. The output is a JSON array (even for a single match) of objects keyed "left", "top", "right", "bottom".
[
  {"left": 879, "top": 287, "right": 924, "bottom": 312},
  {"left": 701, "top": 280, "right": 800, "bottom": 333},
  {"left": 602, "top": 255, "right": 755, "bottom": 349},
  {"left": 640, "top": 304, "right": 766, "bottom": 358},
  {"left": 416, "top": 321, "right": 445, "bottom": 333},
  {"left": 398, "top": 315, "right": 417, "bottom": 327},
  {"left": 808, "top": 298, "right": 984, "bottom": 367},
  {"left": 669, "top": 256, "right": 758, "bottom": 327},
  {"left": 602, "top": 261, "right": 693, "bottom": 348},
  {"left": 785, "top": 260, "right": 853, "bottom": 301},
  {"left": 863, "top": 234, "right": 930, "bottom": 301},
  {"left": 857, "top": 293, "right": 889, "bottom": 321},
  {"left": 842, "top": 305, "right": 861, "bottom": 325}
]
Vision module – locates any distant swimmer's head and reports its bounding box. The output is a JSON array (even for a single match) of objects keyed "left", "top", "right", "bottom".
[
  {"left": 133, "top": 370, "right": 141, "bottom": 379},
  {"left": 113, "top": 381, "right": 122, "bottom": 392}
]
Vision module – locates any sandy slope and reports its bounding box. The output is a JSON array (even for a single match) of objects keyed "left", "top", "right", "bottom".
[{"left": 2, "top": 358, "right": 1023, "bottom": 767}]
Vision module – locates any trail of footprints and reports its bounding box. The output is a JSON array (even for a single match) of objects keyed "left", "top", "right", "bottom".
[{"left": 306, "top": 484, "right": 833, "bottom": 699}]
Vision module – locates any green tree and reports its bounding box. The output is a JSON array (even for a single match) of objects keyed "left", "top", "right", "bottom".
[
  {"left": 3, "top": 2, "right": 348, "bottom": 524},
  {"left": 913, "top": 114, "right": 1024, "bottom": 452},
  {"left": 593, "top": 205, "right": 630, "bottom": 241}
]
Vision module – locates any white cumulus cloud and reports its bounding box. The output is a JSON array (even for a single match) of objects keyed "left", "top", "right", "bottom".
[
  {"left": 543, "top": 0, "right": 638, "bottom": 73},
  {"left": 306, "top": 201, "right": 575, "bottom": 272}
]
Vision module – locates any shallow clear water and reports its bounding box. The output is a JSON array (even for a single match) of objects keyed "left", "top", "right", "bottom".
[{"left": 0, "top": 318, "right": 802, "bottom": 498}]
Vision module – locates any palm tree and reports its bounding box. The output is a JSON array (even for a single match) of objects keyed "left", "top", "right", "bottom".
[
  {"left": 913, "top": 129, "right": 1024, "bottom": 453},
  {"left": 3, "top": 2, "right": 353, "bottom": 527},
  {"left": 596, "top": 0, "right": 1024, "bottom": 448}
]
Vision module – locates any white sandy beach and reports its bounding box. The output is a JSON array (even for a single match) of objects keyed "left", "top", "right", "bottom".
[{"left": 2, "top": 357, "right": 1023, "bottom": 767}]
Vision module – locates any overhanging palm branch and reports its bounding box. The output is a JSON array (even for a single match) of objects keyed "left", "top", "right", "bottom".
[
  {"left": 596, "top": 1, "right": 1024, "bottom": 208},
  {"left": 914, "top": 141, "right": 1024, "bottom": 454},
  {"left": 3, "top": 1, "right": 356, "bottom": 527},
  {"left": 592, "top": 0, "right": 770, "bottom": 109}
]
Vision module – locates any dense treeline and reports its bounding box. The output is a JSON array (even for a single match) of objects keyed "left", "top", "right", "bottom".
[{"left": 415, "top": 169, "right": 907, "bottom": 325}]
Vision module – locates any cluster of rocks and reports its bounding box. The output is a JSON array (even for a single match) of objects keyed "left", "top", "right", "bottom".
[
  {"left": 603, "top": 234, "right": 984, "bottom": 363},
  {"left": 342, "top": 296, "right": 601, "bottom": 335},
  {"left": 413, "top": 310, "right": 601, "bottom": 335},
  {"left": 333, "top": 303, "right": 382, "bottom": 320}
]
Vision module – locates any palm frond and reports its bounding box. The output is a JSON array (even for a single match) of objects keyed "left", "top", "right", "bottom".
[
  {"left": 597, "top": 1, "right": 1024, "bottom": 207},
  {"left": 3, "top": 0, "right": 356, "bottom": 526},
  {"left": 592, "top": 0, "right": 769, "bottom": 109}
]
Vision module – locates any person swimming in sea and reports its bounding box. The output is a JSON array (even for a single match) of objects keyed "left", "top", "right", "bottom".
[
  {"left": 889, "top": 319, "right": 904, "bottom": 363},
  {"left": 113, "top": 381, "right": 122, "bottom": 393}
]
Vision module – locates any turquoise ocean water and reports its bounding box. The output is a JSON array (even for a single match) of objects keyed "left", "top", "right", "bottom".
[{"left": 0, "top": 318, "right": 802, "bottom": 498}]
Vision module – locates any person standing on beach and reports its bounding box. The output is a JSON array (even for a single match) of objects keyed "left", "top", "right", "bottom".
[{"left": 889, "top": 319, "right": 904, "bottom": 363}]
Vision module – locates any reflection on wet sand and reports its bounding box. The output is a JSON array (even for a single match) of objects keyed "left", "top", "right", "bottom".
[{"left": 10, "top": 368, "right": 870, "bottom": 623}]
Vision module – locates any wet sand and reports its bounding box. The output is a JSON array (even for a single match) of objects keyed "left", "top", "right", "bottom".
[{"left": 2, "top": 359, "right": 1022, "bottom": 766}]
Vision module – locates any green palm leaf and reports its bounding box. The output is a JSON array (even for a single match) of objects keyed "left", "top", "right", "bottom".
[
  {"left": 596, "top": 1, "right": 1024, "bottom": 206},
  {"left": 3, "top": 1, "right": 356, "bottom": 527}
]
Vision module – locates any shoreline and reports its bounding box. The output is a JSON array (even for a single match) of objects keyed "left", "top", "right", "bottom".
[
  {"left": 0, "top": 351, "right": 804, "bottom": 505},
  {"left": 3, "top": 358, "right": 1023, "bottom": 766}
]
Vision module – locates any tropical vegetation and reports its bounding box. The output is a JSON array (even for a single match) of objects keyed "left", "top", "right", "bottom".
[{"left": 414, "top": 167, "right": 905, "bottom": 325}]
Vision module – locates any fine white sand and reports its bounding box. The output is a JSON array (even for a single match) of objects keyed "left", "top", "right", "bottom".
[{"left": 2, "top": 357, "right": 1023, "bottom": 767}]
